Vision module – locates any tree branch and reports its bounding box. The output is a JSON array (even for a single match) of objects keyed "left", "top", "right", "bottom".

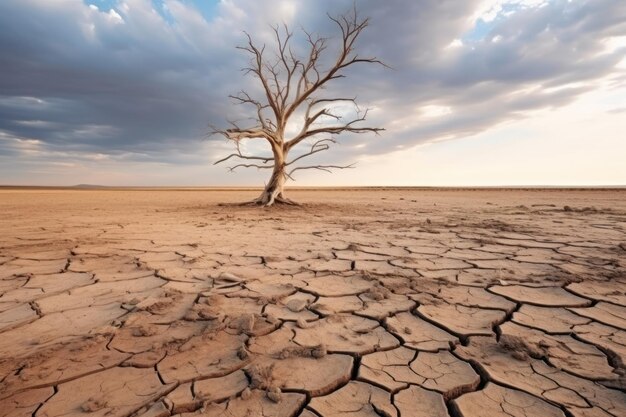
[
  {"left": 229, "top": 91, "right": 272, "bottom": 129},
  {"left": 282, "top": 7, "right": 385, "bottom": 124},
  {"left": 214, "top": 151, "right": 273, "bottom": 166},
  {"left": 286, "top": 107, "right": 383, "bottom": 151},
  {"left": 238, "top": 32, "right": 281, "bottom": 124},
  {"left": 286, "top": 138, "right": 336, "bottom": 166},
  {"left": 289, "top": 163, "right": 355, "bottom": 177},
  {"left": 220, "top": 125, "right": 278, "bottom": 145},
  {"left": 228, "top": 163, "right": 275, "bottom": 172}
]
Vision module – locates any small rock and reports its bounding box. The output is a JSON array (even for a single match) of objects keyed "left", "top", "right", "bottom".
[
  {"left": 183, "top": 311, "right": 200, "bottom": 321},
  {"left": 311, "top": 344, "right": 327, "bottom": 358},
  {"left": 286, "top": 299, "right": 307, "bottom": 312},
  {"left": 237, "top": 344, "right": 249, "bottom": 360},
  {"left": 220, "top": 272, "right": 242, "bottom": 282},
  {"left": 81, "top": 397, "right": 107, "bottom": 412},
  {"left": 267, "top": 386, "right": 282, "bottom": 403},
  {"left": 247, "top": 364, "right": 275, "bottom": 389},
  {"left": 364, "top": 286, "right": 389, "bottom": 301},
  {"left": 278, "top": 349, "right": 292, "bottom": 359},
  {"left": 537, "top": 339, "right": 550, "bottom": 348},
  {"left": 370, "top": 292, "right": 385, "bottom": 301},
  {"left": 239, "top": 314, "right": 255, "bottom": 334},
  {"left": 196, "top": 306, "right": 220, "bottom": 320},
  {"left": 266, "top": 314, "right": 279, "bottom": 324},
  {"left": 241, "top": 387, "right": 252, "bottom": 400},
  {"left": 132, "top": 325, "right": 157, "bottom": 337}
]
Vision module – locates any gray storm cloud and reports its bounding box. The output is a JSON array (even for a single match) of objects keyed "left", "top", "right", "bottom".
[{"left": 0, "top": 0, "right": 624, "bottom": 183}]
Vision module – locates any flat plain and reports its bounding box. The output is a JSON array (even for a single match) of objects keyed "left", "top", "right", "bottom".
[{"left": 0, "top": 188, "right": 625, "bottom": 417}]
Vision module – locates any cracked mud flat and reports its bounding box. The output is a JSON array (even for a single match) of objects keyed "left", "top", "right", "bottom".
[{"left": 0, "top": 188, "right": 625, "bottom": 417}]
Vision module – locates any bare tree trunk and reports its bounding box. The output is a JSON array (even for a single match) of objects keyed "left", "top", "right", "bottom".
[
  {"left": 258, "top": 146, "right": 285, "bottom": 206},
  {"left": 252, "top": 144, "right": 297, "bottom": 207}
]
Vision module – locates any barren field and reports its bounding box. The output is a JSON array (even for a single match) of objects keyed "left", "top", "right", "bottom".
[{"left": 0, "top": 188, "right": 625, "bottom": 417}]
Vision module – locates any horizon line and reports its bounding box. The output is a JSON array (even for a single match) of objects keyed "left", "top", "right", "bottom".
[{"left": 1, "top": 185, "right": 625, "bottom": 191}]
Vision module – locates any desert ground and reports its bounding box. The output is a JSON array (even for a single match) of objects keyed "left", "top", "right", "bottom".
[{"left": 0, "top": 188, "right": 624, "bottom": 417}]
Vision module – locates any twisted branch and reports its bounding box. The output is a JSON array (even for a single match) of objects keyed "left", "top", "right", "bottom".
[
  {"left": 287, "top": 138, "right": 336, "bottom": 166},
  {"left": 289, "top": 164, "right": 355, "bottom": 177},
  {"left": 228, "top": 163, "right": 275, "bottom": 172}
]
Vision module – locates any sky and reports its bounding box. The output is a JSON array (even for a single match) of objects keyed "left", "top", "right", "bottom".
[{"left": 0, "top": 0, "right": 625, "bottom": 186}]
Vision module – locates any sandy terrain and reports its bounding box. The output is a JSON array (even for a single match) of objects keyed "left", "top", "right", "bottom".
[{"left": 0, "top": 188, "right": 625, "bottom": 417}]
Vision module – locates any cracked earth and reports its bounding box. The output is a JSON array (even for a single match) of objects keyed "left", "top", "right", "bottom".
[{"left": 0, "top": 188, "right": 625, "bottom": 417}]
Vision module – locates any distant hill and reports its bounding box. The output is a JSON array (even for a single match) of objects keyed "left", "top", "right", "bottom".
[{"left": 72, "top": 184, "right": 108, "bottom": 189}]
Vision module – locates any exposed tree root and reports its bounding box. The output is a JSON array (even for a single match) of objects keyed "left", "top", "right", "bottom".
[
  {"left": 244, "top": 195, "right": 300, "bottom": 207},
  {"left": 219, "top": 194, "right": 300, "bottom": 208}
]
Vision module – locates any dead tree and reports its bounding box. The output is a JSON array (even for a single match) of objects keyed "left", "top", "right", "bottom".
[{"left": 213, "top": 7, "right": 384, "bottom": 206}]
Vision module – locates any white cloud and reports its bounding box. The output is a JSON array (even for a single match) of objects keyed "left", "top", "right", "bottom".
[
  {"left": 13, "top": 120, "right": 56, "bottom": 128},
  {"left": 108, "top": 8, "right": 123, "bottom": 22},
  {"left": 447, "top": 38, "right": 464, "bottom": 48},
  {"left": 475, "top": 0, "right": 549, "bottom": 22},
  {"left": 419, "top": 105, "right": 452, "bottom": 119}
]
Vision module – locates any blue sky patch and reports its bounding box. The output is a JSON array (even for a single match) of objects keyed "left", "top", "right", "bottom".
[
  {"left": 84, "top": 0, "right": 220, "bottom": 24},
  {"left": 84, "top": 0, "right": 118, "bottom": 11}
]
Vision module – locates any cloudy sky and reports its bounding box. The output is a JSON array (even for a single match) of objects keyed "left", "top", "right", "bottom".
[{"left": 1, "top": 0, "right": 625, "bottom": 186}]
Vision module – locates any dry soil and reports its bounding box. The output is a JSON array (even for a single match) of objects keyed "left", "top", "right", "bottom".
[{"left": 0, "top": 188, "right": 625, "bottom": 417}]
